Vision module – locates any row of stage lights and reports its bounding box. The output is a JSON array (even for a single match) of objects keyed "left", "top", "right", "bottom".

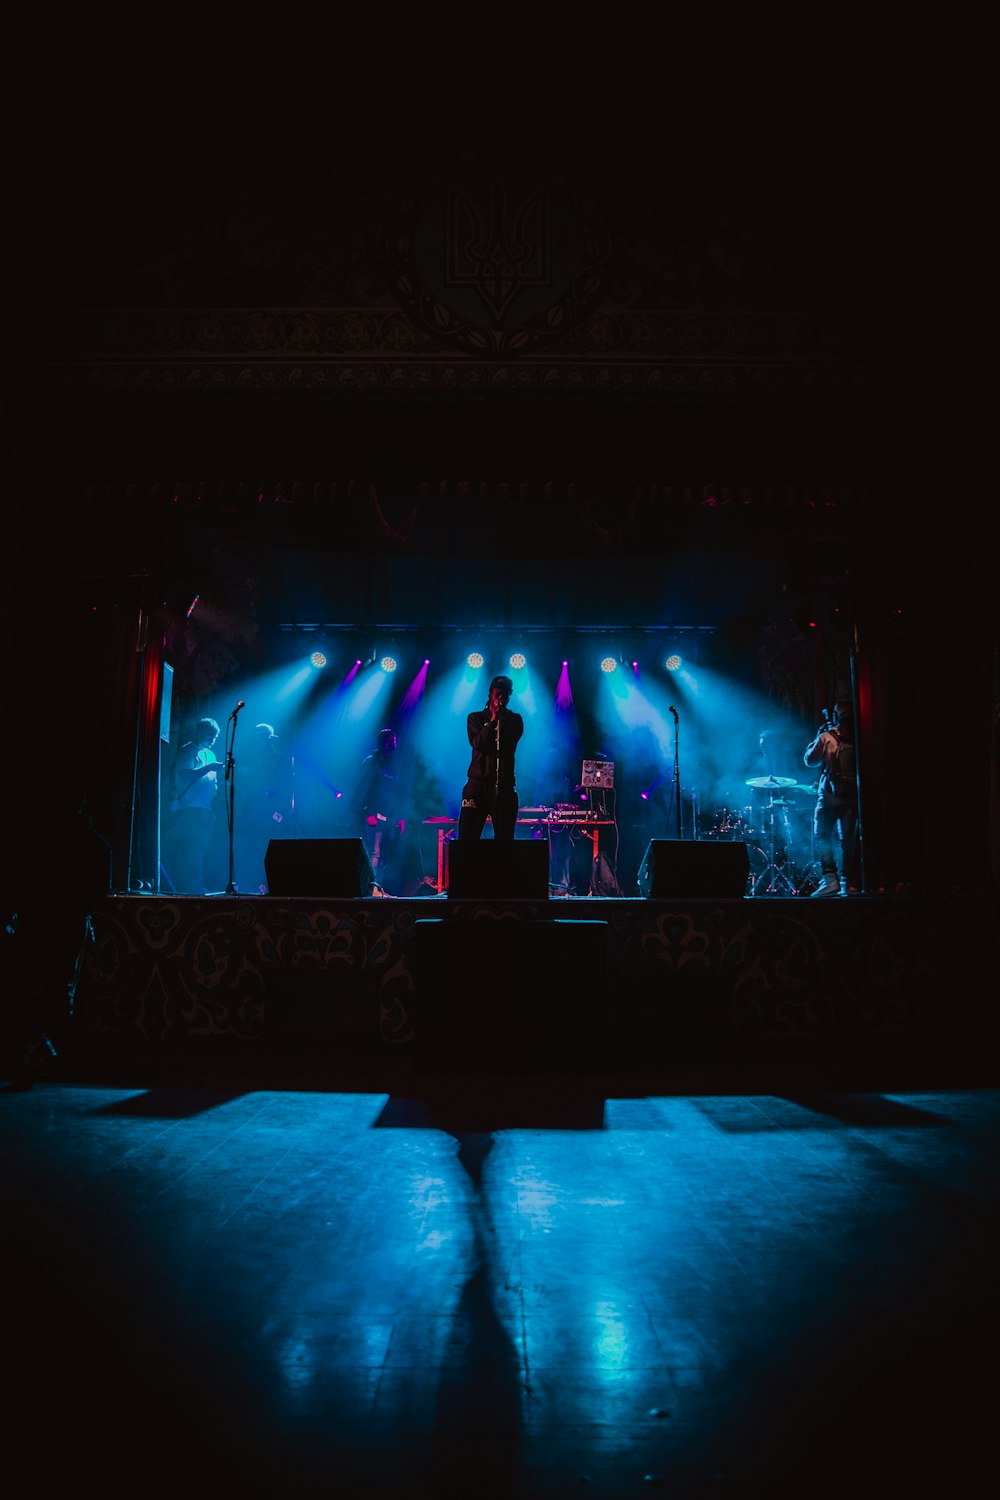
[{"left": 307, "top": 650, "right": 684, "bottom": 673}]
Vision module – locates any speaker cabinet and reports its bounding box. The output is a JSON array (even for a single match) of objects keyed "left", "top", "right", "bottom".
[
  {"left": 637, "top": 839, "right": 749, "bottom": 898},
  {"left": 412, "top": 918, "right": 608, "bottom": 1072},
  {"left": 447, "top": 839, "right": 549, "bottom": 899},
  {"left": 264, "top": 838, "right": 375, "bottom": 897}
]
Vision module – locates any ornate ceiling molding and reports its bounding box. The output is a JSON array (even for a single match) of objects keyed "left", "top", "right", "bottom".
[
  {"left": 24, "top": 313, "right": 920, "bottom": 400},
  {"left": 71, "top": 478, "right": 862, "bottom": 563},
  {"left": 30, "top": 305, "right": 907, "bottom": 360}
]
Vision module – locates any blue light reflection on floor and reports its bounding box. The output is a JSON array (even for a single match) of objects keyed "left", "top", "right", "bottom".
[{"left": 2, "top": 1082, "right": 997, "bottom": 1494}]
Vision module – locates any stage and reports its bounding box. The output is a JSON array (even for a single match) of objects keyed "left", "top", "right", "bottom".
[{"left": 70, "top": 887, "right": 998, "bottom": 1085}]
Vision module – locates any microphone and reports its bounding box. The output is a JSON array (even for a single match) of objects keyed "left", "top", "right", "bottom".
[
  {"left": 669, "top": 705, "right": 679, "bottom": 721},
  {"left": 229, "top": 700, "right": 246, "bottom": 719}
]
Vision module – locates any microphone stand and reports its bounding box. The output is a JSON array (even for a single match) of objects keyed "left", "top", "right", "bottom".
[
  {"left": 224, "top": 703, "right": 244, "bottom": 895},
  {"left": 669, "top": 707, "right": 681, "bottom": 839}
]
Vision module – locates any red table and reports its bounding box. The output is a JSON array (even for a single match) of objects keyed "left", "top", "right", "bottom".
[{"left": 421, "top": 814, "right": 615, "bottom": 893}]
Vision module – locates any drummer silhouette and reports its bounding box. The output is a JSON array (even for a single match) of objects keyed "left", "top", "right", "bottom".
[{"left": 757, "top": 730, "right": 785, "bottom": 779}]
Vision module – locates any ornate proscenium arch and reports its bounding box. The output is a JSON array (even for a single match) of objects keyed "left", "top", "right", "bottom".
[{"left": 382, "top": 144, "right": 613, "bottom": 357}]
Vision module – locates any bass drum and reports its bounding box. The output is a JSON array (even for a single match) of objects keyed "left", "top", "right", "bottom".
[{"left": 745, "top": 843, "right": 769, "bottom": 875}]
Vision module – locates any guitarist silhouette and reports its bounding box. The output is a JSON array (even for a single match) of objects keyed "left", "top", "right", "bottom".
[{"left": 354, "top": 728, "right": 406, "bottom": 891}]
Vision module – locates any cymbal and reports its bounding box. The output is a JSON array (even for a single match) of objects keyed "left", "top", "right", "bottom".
[{"left": 745, "top": 775, "right": 796, "bottom": 789}]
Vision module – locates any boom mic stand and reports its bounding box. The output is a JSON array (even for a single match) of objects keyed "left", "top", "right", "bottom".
[
  {"left": 223, "top": 700, "right": 245, "bottom": 896},
  {"left": 669, "top": 706, "right": 681, "bottom": 838}
]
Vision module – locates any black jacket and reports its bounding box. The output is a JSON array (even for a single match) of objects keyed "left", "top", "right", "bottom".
[{"left": 464, "top": 709, "right": 523, "bottom": 791}]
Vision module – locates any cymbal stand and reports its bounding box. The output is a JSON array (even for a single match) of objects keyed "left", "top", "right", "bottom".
[{"left": 750, "top": 798, "right": 796, "bottom": 897}]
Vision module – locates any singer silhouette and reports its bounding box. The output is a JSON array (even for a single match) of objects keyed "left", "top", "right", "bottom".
[{"left": 457, "top": 675, "right": 523, "bottom": 841}]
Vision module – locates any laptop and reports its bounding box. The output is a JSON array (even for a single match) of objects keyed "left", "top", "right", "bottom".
[{"left": 581, "top": 760, "right": 614, "bottom": 787}]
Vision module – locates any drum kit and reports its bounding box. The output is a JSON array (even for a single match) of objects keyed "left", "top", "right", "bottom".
[{"left": 703, "top": 775, "right": 820, "bottom": 896}]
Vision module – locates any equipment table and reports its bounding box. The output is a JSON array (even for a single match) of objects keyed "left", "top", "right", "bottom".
[{"left": 422, "top": 812, "right": 615, "bottom": 893}]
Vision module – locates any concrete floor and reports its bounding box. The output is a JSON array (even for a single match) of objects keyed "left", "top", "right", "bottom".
[{"left": 3, "top": 1053, "right": 997, "bottom": 1497}]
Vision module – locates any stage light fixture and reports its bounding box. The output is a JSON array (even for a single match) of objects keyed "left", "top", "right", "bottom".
[
  {"left": 510, "top": 652, "right": 526, "bottom": 669},
  {"left": 665, "top": 654, "right": 682, "bottom": 671},
  {"left": 380, "top": 656, "right": 397, "bottom": 672},
  {"left": 468, "top": 652, "right": 484, "bottom": 668},
  {"left": 310, "top": 651, "right": 328, "bottom": 669},
  {"left": 601, "top": 657, "right": 617, "bottom": 673}
]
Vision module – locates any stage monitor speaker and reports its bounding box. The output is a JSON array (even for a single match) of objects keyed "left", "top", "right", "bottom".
[
  {"left": 447, "top": 839, "right": 549, "bottom": 899},
  {"left": 264, "top": 838, "right": 375, "bottom": 897},
  {"left": 637, "top": 839, "right": 749, "bottom": 899}
]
